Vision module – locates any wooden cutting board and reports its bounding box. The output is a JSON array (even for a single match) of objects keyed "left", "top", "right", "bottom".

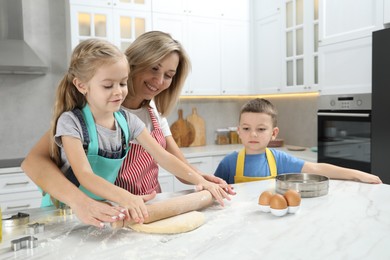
[
  {"left": 170, "top": 109, "right": 195, "bottom": 147},
  {"left": 187, "top": 107, "right": 206, "bottom": 147}
]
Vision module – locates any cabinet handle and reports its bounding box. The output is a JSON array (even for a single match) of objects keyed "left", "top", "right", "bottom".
[
  {"left": 7, "top": 204, "right": 31, "bottom": 210},
  {"left": 190, "top": 161, "right": 203, "bottom": 165},
  {"left": 5, "top": 181, "right": 30, "bottom": 186}
]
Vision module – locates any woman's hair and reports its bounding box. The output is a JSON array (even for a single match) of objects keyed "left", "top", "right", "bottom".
[
  {"left": 125, "top": 31, "right": 191, "bottom": 116},
  {"left": 240, "top": 98, "right": 278, "bottom": 127},
  {"left": 49, "top": 38, "right": 127, "bottom": 165}
]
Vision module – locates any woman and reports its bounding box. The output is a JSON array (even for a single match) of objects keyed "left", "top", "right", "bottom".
[{"left": 22, "top": 31, "right": 233, "bottom": 228}]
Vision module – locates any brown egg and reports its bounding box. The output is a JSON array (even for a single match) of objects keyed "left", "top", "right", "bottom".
[
  {"left": 269, "top": 194, "right": 288, "bottom": 209},
  {"left": 284, "top": 189, "right": 301, "bottom": 207},
  {"left": 258, "top": 191, "right": 273, "bottom": 206}
]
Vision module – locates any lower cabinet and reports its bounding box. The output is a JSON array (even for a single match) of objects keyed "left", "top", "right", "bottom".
[
  {"left": 158, "top": 155, "right": 225, "bottom": 193},
  {"left": 0, "top": 168, "right": 42, "bottom": 213}
]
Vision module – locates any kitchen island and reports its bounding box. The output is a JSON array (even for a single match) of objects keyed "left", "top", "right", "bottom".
[{"left": 1, "top": 179, "right": 389, "bottom": 260}]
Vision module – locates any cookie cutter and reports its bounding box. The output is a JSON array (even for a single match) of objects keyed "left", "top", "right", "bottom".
[
  {"left": 26, "top": 222, "right": 45, "bottom": 235},
  {"left": 11, "top": 236, "right": 38, "bottom": 251},
  {"left": 2, "top": 212, "right": 30, "bottom": 227}
]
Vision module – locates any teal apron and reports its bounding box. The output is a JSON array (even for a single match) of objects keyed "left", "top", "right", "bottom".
[{"left": 41, "top": 105, "right": 130, "bottom": 207}]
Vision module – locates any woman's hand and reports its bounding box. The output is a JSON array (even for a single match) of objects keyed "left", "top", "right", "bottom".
[
  {"left": 195, "top": 180, "right": 231, "bottom": 206},
  {"left": 70, "top": 196, "right": 128, "bottom": 228},
  {"left": 121, "top": 191, "right": 157, "bottom": 224},
  {"left": 202, "top": 174, "right": 236, "bottom": 195}
]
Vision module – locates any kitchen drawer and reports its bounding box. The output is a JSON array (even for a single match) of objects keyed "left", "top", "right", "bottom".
[
  {"left": 0, "top": 190, "right": 42, "bottom": 213},
  {"left": 0, "top": 172, "right": 39, "bottom": 194}
]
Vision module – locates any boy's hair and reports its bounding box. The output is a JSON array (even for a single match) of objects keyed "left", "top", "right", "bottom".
[
  {"left": 49, "top": 38, "right": 127, "bottom": 165},
  {"left": 125, "top": 31, "right": 191, "bottom": 117},
  {"left": 240, "top": 98, "right": 278, "bottom": 127}
]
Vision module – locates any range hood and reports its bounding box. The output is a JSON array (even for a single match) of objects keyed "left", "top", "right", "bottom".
[{"left": 0, "top": 0, "right": 47, "bottom": 74}]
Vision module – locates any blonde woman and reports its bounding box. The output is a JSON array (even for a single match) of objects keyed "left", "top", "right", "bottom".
[{"left": 22, "top": 32, "right": 233, "bottom": 228}]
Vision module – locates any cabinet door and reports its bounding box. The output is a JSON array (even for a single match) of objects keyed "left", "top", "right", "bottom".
[
  {"left": 220, "top": 20, "right": 251, "bottom": 95},
  {"left": 319, "top": 0, "right": 384, "bottom": 46},
  {"left": 115, "top": 0, "right": 151, "bottom": 11},
  {"left": 113, "top": 9, "right": 151, "bottom": 52},
  {"left": 319, "top": 36, "right": 372, "bottom": 95},
  {"left": 253, "top": 12, "right": 283, "bottom": 93},
  {"left": 221, "top": 0, "right": 250, "bottom": 20},
  {"left": 68, "top": 5, "right": 114, "bottom": 50},
  {"left": 385, "top": 0, "right": 390, "bottom": 25},
  {"left": 282, "top": 0, "right": 319, "bottom": 93},
  {"left": 151, "top": 0, "right": 185, "bottom": 14},
  {"left": 186, "top": 17, "right": 221, "bottom": 95}
]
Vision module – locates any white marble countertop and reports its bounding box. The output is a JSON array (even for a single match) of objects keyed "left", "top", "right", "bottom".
[
  {"left": 181, "top": 144, "right": 317, "bottom": 162},
  {"left": 1, "top": 179, "right": 389, "bottom": 260}
]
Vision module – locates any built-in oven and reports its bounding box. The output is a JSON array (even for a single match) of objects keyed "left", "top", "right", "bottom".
[{"left": 317, "top": 94, "right": 371, "bottom": 172}]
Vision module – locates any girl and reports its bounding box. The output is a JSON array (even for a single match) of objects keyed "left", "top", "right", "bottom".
[{"left": 49, "top": 38, "right": 229, "bottom": 225}]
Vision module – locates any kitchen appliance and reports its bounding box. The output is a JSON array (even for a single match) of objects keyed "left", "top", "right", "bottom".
[
  {"left": 372, "top": 27, "right": 390, "bottom": 184},
  {"left": 317, "top": 94, "right": 371, "bottom": 173}
]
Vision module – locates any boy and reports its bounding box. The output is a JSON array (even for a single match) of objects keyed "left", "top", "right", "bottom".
[{"left": 214, "top": 98, "right": 382, "bottom": 184}]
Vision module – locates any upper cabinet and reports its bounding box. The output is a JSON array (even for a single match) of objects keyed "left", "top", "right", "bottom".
[
  {"left": 253, "top": 0, "right": 319, "bottom": 94},
  {"left": 152, "top": 0, "right": 251, "bottom": 96},
  {"left": 66, "top": 0, "right": 152, "bottom": 54},
  {"left": 318, "top": 0, "right": 384, "bottom": 95}
]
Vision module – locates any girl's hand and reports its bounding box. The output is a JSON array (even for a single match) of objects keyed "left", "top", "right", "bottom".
[
  {"left": 122, "top": 191, "right": 156, "bottom": 224},
  {"left": 195, "top": 180, "right": 231, "bottom": 206},
  {"left": 202, "top": 174, "right": 236, "bottom": 195}
]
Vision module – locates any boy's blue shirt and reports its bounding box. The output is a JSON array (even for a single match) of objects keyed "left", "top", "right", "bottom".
[{"left": 214, "top": 148, "right": 305, "bottom": 184}]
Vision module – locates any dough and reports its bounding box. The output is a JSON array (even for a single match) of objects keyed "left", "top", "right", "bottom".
[{"left": 128, "top": 211, "right": 205, "bottom": 234}]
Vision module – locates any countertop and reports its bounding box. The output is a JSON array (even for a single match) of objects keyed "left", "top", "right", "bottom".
[
  {"left": 1, "top": 180, "right": 389, "bottom": 260},
  {"left": 181, "top": 144, "right": 317, "bottom": 162}
]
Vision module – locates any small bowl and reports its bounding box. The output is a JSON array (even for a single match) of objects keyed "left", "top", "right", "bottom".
[
  {"left": 288, "top": 206, "right": 300, "bottom": 214},
  {"left": 259, "top": 204, "right": 270, "bottom": 213},
  {"left": 270, "top": 208, "right": 288, "bottom": 217}
]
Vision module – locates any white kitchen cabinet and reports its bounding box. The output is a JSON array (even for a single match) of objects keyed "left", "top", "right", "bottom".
[
  {"left": 319, "top": 0, "right": 384, "bottom": 46},
  {"left": 66, "top": 0, "right": 151, "bottom": 54},
  {"left": 318, "top": 0, "right": 384, "bottom": 95},
  {"left": 0, "top": 168, "right": 41, "bottom": 213},
  {"left": 151, "top": 0, "right": 249, "bottom": 20},
  {"left": 173, "top": 156, "right": 213, "bottom": 191},
  {"left": 253, "top": 0, "right": 318, "bottom": 94},
  {"left": 253, "top": 5, "right": 283, "bottom": 93},
  {"left": 385, "top": 0, "right": 390, "bottom": 25},
  {"left": 152, "top": 0, "right": 251, "bottom": 96},
  {"left": 318, "top": 37, "right": 372, "bottom": 95}
]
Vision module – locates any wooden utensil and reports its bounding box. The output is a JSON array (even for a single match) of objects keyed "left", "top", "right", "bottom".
[
  {"left": 187, "top": 107, "right": 206, "bottom": 147},
  {"left": 170, "top": 109, "right": 195, "bottom": 147},
  {"left": 112, "top": 190, "right": 214, "bottom": 228}
]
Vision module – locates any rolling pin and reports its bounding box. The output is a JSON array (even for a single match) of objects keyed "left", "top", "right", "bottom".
[{"left": 112, "top": 190, "right": 213, "bottom": 229}]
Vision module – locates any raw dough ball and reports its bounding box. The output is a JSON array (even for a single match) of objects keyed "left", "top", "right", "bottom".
[{"left": 128, "top": 211, "right": 205, "bottom": 234}]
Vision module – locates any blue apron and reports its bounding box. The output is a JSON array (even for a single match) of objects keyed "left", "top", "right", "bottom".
[{"left": 41, "top": 104, "right": 130, "bottom": 207}]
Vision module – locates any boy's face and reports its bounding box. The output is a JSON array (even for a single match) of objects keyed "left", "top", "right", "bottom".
[{"left": 237, "top": 112, "right": 279, "bottom": 154}]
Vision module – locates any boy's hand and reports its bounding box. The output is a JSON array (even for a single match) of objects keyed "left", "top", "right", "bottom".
[{"left": 357, "top": 172, "right": 382, "bottom": 184}]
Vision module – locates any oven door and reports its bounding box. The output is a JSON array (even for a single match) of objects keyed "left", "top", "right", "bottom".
[{"left": 317, "top": 110, "right": 371, "bottom": 172}]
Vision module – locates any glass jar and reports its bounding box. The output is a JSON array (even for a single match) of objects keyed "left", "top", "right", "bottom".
[
  {"left": 215, "top": 128, "right": 230, "bottom": 145},
  {"left": 228, "top": 127, "right": 238, "bottom": 144}
]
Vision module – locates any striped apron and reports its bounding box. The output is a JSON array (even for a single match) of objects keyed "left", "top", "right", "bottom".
[{"left": 115, "top": 107, "right": 167, "bottom": 195}]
